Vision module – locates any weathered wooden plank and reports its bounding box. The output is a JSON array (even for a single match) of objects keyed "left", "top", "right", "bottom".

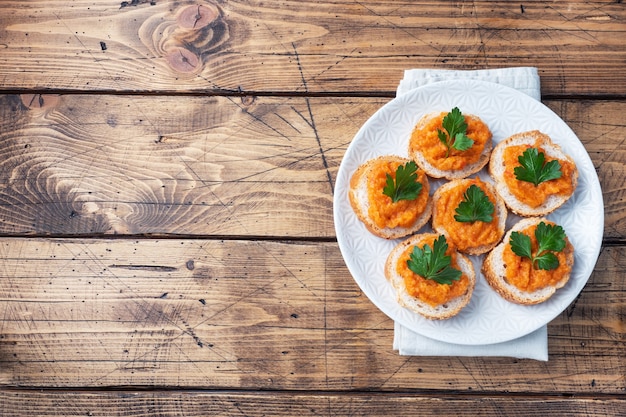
[
  {"left": 0, "top": 1, "right": 624, "bottom": 95},
  {"left": 0, "top": 390, "right": 625, "bottom": 417},
  {"left": 0, "top": 238, "right": 623, "bottom": 392},
  {"left": 0, "top": 93, "right": 352, "bottom": 237},
  {"left": 0, "top": 95, "right": 623, "bottom": 238}
]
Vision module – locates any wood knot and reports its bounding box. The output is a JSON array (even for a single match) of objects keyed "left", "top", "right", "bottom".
[
  {"left": 20, "top": 94, "right": 61, "bottom": 111},
  {"left": 165, "top": 1, "right": 228, "bottom": 74},
  {"left": 165, "top": 47, "right": 202, "bottom": 73},
  {"left": 240, "top": 95, "right": 256, "bottom": 106},
  {"left": 177, "top": 4, "right": 219, "bottom": 29},
  {"left": 138, "top": 1, "right": 229, "bottom": 75}
]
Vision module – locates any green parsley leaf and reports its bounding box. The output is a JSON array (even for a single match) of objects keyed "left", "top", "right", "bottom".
[
  {"left": 452, "top": 132, "right": 474, "bottom": 152},
  {"left": 534, "top": 252, "right": 560, "bottom": 271},
  {"left": 437, "top": 107, "right": 474, "bottom": 157},
  {"left": 454, "top": 184, "right": 495, "bottom": 223},
  {"left": 509, "top": 222, "right": 567, "bottom": 271},
  {"left": 382, "top": 161, "right": 423, "bottom": 203},
  {"left": 514, "top": 147, "right": 562, "bottom": 186},
  {"left": 509, "top": 231, "right": 533, "bottom": 260},
  {"left": 535, "top": 221, "right": 567, "bottom": 253},
  {"left": 407, "top": 235, "right": 462, "bottom": 285}
]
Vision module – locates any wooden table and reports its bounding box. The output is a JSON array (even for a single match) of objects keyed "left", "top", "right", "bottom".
[{"left": 0, "top": 1, "right": 624, "bottom": 415}]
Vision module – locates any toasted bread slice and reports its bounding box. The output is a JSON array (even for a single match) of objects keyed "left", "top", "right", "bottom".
[
  {"left": 482, "top": 217, "right": 574, "bottom": 305},
  {"left": 348, "top": 155, "right": 432, "bottom": 239},
  {"left": 408, "top": 111, "right": 493, "bottom": 180},
  {"left": 385, "top": 233, "right": 475, "bottom": 320},
  {"left": 489, "top": 130, "right": 578, "bottom": 217},
  {"left": 432, "top": 178, "right": 507, "bottom": 255}
]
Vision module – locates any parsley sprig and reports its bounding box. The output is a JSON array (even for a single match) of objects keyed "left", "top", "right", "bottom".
[
  {"left": 509, "top": 221, "right": 567, "bottom": 270},
  {"left": 382, "top": 161, "right": 423, "bottom": 203},
  {"left": 407, "top": 235, "right": 462, "bottom": 285},
  {"left": 454, "top": 184, "right": 494, "bottom": 223},
  {"left": 437, "top": 107, "right": 474, "bottom": 157},
  {"left": 514, "top": 147, "right": 562, "bottom": 186}
]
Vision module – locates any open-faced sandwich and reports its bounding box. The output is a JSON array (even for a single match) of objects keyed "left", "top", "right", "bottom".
[
  {"left": 482, "top": 218, "right": 574, "bottom": 305},
  {"left": 489, "top": 130, "right": 578, "bottom": 217},
  {"left": 348, "top": 155, "right": 431, "bottom": 239},
  {"left": 432, "top": 177, "right": 507, "bottom": 255},
  {"left": 408, "top": 107, "right": 493, "bottom": 179},
  {"left": 385, "top": 233, "right": 475, "bottom": 319}
]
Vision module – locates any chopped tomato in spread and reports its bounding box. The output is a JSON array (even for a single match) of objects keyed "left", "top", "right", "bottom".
[
  {"left": 396, "top": 236, "right": 470, "bottom": 307},
  {"left": 503, "top": 223, "right": 573, "bottom": 292},
  {"left": 502, "top": 143, "right": 576, "bottom": 208},
  {"left": 409, "top": 112, "right": 492, "bottom": 171},
  {"left": 366, "top": 159, "right": 430, "bottom": 229}
]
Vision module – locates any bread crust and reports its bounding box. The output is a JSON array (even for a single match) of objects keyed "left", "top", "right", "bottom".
[
  {"left": 409, "top": 111, "right": 492, "bottom": 179},
  {"left": 482, "top": 217, "right": 574, "bottom": 305},
  {"left": 432, "top": 178, "right": 507, "bottom": 255},
  {"left": 488, "top": 130, "right": 578, "bottom": 217},
  {"left": 348, "top": 155, "right": 432, "bottom": 239},
  {"left": 384, "top": 233, "right": 475, "bottom": 320}
]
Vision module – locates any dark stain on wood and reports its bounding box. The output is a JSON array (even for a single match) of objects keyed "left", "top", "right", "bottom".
[
  {"left": 120, "top": 0, "right": 155, "bottom": 9},
  {"left": 109, "top": 264, "right": 178, "bottom": 272},
  {"left": 106, "top": 114, "right": 118, "bottom": 127}
]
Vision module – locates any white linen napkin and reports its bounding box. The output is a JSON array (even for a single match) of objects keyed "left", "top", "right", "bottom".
[
  {"left": 397, "top": 67, "right": 541, "bottom": 100},
  {"left": 393, "top": 67, "right": 548, "bottom": 361}
]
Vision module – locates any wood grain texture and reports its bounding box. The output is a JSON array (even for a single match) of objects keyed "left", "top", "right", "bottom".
[
  {"left": 0, "top": 238, "right": 623, "bottom": 392},
  {"left": 0, "top": 0, "right": 624, "bottom": 95},
  {"left": 0, "top": 93, "right": 353, "bottom": 237},
  {"left": 0, "top": 1, "right": 624, "bottom": 414},
  {"left": 0, "top": 94, "right": 623, "bottom": 238},
  {"left": 0, "top": 390, "right": 625, "bottom": 417}
]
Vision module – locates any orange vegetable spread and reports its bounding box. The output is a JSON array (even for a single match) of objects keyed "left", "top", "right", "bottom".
[
  {"left": 396, "top": 236, "right": 470, "bottom": 307},
  {"left": 434, "top": 178, "right": 501, "bottom": 252},
  {"left": 409, "top": 112, "right": 492, "bottom": 171},
  {"left": 503, "top": 143, "right": 576, "bottom": 208},
  {"left": 502, "top": 223, "right": 574, "bottom": 293},
  {"left": 366, "top": 159, "right": 430, "bottom": 229}
]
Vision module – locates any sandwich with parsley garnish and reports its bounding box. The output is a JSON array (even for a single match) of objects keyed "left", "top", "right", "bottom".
[
  {"left": 482, "top": 218, "right": 574, "bottom": 305},
  {"left": 408, "top": 107, "right": 493, "bottom": 180},
  {"left": 348, "top": 156, "right": 432, "bottom": 239},
  {"left": 432, "top": 177, "right": 507, "bottom": 255},
  {"left": 385, "top": 233, "right": 475, "bottom": 319},
  {"left": 489, "top": 130, "right": 578, "bottom": 217}
]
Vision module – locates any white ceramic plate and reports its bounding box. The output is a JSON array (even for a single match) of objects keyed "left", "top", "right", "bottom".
[{"left": 333, "top": 79, "right": 603, "bottom": 345}]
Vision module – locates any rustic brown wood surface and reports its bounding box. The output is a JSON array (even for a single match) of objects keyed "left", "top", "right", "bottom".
[
  {"left": 1, "top": 390, "right": 625, "bottom": 416},
  {"left": 0, "top": 0, "right": 624, "bottom": 96},
  {"left": 0, "top": 1, "right": 624, "bottom": 416}
]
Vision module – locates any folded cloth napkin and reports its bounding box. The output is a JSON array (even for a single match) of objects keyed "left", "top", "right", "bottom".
[
  {"left": 393, "top": 67, "right": 548, "bottom": 361},
  {"left": 397, "top": 67, "right": 541, "bottom": 100}
]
